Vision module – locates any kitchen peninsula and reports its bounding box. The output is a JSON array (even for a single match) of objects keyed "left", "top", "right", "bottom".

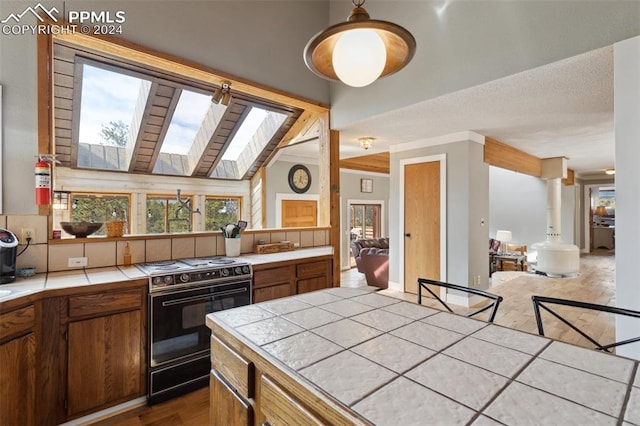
[{"left": 207, "top": 288, "right": 640, "bottom": 425}]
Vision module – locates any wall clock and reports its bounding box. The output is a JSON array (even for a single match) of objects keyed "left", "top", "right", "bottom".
[{"left": 288, "top": 164, "right": 311, "bottom": 193}]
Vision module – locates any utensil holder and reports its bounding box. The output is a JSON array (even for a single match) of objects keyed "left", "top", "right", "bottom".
[{"left": 225, "top": 237, "right": 241, "bottom": 257}]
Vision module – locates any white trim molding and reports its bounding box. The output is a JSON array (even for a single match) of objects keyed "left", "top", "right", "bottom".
[{"left": 398, "top": 154, "right": 447, "bottom": 293}]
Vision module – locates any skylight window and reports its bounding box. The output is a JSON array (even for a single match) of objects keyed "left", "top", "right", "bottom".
[
  {"left": 79, "top": 64, "right": 148, "bottom": 147},
  {"left": 213, "top": 106, "right": 287, "bottom": 179},
  {"left": 161, "top": 90, "right": 212, "bottom": 155}
]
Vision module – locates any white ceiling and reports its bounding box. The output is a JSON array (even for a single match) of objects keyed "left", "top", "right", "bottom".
[{"left": 317, "top": 45, "right": 614, "bottom": 176}]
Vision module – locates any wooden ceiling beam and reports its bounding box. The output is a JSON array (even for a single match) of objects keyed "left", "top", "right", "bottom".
[{"left": 340, "top": 152, "right": 390, "bottom": 174}]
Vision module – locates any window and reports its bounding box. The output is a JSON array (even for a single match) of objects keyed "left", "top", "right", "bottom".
[
  {"left": 77, "top": 62, "right": 150, "bottom": 171},
  {"left": 212, "top": 106, "right": 288, "bottom": 179},
  {"left": 147, "top": 196, "right": 194, "bottom": 234},
  {"left": 57, "top": 43, "right": 301, "bottom": 181},
  {"left": 204, "top": 197, "right": 241, "bottom": 231},
  {"left": 54, "top": 193, "right": 130, "bottom": 237}
]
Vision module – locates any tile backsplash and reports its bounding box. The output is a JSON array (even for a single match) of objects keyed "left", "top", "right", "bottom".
[{"left": 4, "top": 215, "right": 331, "bottom": 273}]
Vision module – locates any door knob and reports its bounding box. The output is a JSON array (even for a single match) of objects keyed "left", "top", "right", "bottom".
[{"left": 405, "top": 233, "right": 411, "bottom": 237}]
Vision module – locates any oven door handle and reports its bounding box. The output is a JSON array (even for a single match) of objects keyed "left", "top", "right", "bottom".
[{"left": 161, "top": 287, "right": 248, "bottom": 307}]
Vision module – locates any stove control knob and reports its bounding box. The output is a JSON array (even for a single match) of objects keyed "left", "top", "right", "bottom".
[
  {"left": 163, "top": 275, "right": 173, "bottom": 284},
  {"left": 153, "top": 276, "right": 163, "bottom": 286},
  {"left": 234, "top": 266, "right": 242, "bottom": 275},
  {"left": 221, "top": 268, "right": 230, "bottom": 277},
  {"left": 242, "top": 265, "right": 250, "bottom": 274},
  {"left": 179, "top": 273, "right": 190, "bottom": 283}
]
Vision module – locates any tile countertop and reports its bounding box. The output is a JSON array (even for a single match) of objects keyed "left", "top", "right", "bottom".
[
  {"left": 0, "top": 246, "right": 333, "bottom": 304},
  {"left": 0, "top": 266, "right": 147, "bottom": 303},
  {"left": 207, "top": 288, "right": 640, "bottom": 426}
]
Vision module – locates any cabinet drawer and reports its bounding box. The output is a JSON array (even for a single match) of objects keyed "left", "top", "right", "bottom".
[
  {"left": 211, "top": 335, "right": 253, "bottom": 398},
  {"left": 296, "top": 260, "right": 328, "bottom": 279},
  {"left": 261, "top": 375, "right": 323, "bottom": 426},
  {"left": 253, "top": 265, "right": 295, "bottom": 289},
  {"left": 0, "top": 304, "right": 35, "bottom": 342},
  {"left": 68, "top": 288, "right": 142, "bottom": 318}
]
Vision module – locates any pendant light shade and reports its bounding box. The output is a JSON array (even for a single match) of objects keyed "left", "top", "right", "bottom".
[{"left": 304, "top": 0, "right": 416, "bottom": 87}]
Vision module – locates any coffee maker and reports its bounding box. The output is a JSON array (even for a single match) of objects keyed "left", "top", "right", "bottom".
[{"left": 0, "top": 229, "right": 18, "bottom": 284}]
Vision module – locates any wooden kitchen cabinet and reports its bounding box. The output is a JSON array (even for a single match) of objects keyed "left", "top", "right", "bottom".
[
  {"left": 252, "top": 264, "right": 295, "bottom": 303},
  {"left": 0, "top": 304, "right": 36, "bottom": 426},
  {"left": 252, "top": 256, "right": 333, "bottom": 303},
  {"left": 210, "top": 369, "right": 253, "bottom": 426},
  {"left": 296, "top": 259, "right": 332, "bottom": 294},
  {"left": 65, "top": 288, "right": 145, "bottom": 418},
  {"left": 261, "top": 374, "right": 324, "bottom": 426}
]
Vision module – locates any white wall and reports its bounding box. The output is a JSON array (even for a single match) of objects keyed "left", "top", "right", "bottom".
[
  {"left": 0, "top": 0, "right": 330, "bottom": 215},
  {"left": 388, "top": 133, "right": 489, "bottom": 291},
  {"left": 339, "top": 170, "right": 390, "bottom": 269},
  {"left": 489, "top": 167, "right": 577, "bottom": 250},
  {"left": 330, "top": 0, "right": 640, "bottom": 128},
  {"left": 614, "top": 35, "right": 640, "bottom": 359}
]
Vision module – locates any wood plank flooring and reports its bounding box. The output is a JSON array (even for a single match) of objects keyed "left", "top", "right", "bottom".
[
  {"left": 380, "top": 253, "right": 617, "bottom": 351},
  {"left": 89, "top": 253, "right": 615, "bottom": 425}
]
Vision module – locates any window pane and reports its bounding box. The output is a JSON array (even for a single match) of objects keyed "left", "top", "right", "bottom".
[
  {"left": 147, "top": 198, "right": 167, "bottom": 234},
  {"left": 161, "top": 90, "right": 212, "bottom": 155},
  {"left": 205, "top": 198, "right": 240, "bottom": 231},
  {"left": 167, "top": 199, "right": 192, "bottom": 233},
  {"left": 67, "top": 194, "right": 129, "bottom": 236},
  {"left": 213, "top": 106, "right": 288, "bottom": 179},
  {"left": 78, "top": 64, "right": 150, "bottom": 171}
]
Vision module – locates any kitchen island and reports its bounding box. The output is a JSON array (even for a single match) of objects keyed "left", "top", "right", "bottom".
[{"left": 207, "top": 287, "right": 640, "bottom": 425}]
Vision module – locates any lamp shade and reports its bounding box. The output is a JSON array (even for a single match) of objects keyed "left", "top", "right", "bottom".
[
  {"left": 495, "top": 230, "right": 512, "bottom": 243},
  {"left": 303, "top": 0, "right": 416, "bottom": 87},
  {"left": 594, "top": 206, "right": 608, "bottom": 216}
]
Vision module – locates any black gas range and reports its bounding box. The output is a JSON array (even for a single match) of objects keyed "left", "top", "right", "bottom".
[{"left": 136, "top": 257, "right": 252, "bottom": 404}]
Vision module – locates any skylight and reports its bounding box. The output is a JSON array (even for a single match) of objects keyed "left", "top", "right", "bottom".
[
  {"left": 161, "top": 90, "right": 212, "bottom": 155},
  {"left": 213, "top": 106, "right": 288, "bottom": 179},
  {"left": 79, "top": 64, "right": 147, "bottom": 147}
]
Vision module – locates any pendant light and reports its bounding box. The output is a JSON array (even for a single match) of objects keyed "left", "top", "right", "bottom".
[{"left": 304, "top": 0, "right": 416, "bottom": 87}]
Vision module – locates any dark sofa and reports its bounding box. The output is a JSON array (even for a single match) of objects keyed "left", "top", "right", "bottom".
[{"left": 350, "top": 238, "right": 389, "bottom": 288}]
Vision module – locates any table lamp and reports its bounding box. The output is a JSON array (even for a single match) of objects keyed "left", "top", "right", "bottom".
[{"left": 495, "top": 230, "right": 512, "bottom": 254}]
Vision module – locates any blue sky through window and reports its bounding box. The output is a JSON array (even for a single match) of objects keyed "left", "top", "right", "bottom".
[
  {"left": 79, "top": 64, "right": 146, "bottom": 145},
  {"left": 161, "top": 90, "right": 212, "bottom": 155}
]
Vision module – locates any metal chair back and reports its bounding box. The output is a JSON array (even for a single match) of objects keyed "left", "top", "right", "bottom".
[
  {"left": 417, "top": 278, "right": 503, "bottom": 323},
  {"left": 531, "top": 295, "right": 640, "bottom": 352}
]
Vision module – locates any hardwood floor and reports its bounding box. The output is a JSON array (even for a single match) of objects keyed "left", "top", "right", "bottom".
[
  {"left": 90, "top": 254, "right": 615, "bottom": 425},
  {"left": 380, "top": 253, "right": 617, "bottom": 351},
  {"left": 87, "top": 388, "right": 209, "bottom": 426}
]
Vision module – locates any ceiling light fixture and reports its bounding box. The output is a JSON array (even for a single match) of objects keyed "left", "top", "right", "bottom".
[
  {"left": 220, "top": 82, "right": 232, "bottom": 106},
  {"left": 359, "top": 137, "right": 375, "bottom": 150},
  {"left": 212, "top": 82, "right": 232, "bottom": 106},
  {"left": 605, "top": 168, "right": 615, "bottom": 175},
  {"left": 303, "top": 0, "right": 416, "bottom": 88}
]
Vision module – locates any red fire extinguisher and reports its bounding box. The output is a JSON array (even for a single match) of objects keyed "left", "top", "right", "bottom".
[{"left": 35, "top": 156, "right": 51, "bottom": 205}]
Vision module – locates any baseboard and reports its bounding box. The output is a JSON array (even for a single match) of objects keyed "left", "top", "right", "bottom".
[
  {"left": 388, "top": 280, "right": 403, "bottom": 292},
  {"left": 445, "top": 292, "right": 484, "bottom": 308},
  {"left": 59, "top": 396, "right": 147, "bottom": 426}
]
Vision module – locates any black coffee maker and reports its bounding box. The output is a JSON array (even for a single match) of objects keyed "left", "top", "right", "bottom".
[{"left": 0, "top": 229, "right": 18, "bottom": 284}]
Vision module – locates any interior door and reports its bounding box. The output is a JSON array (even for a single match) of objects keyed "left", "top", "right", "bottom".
[
  {"left": 404, "top": 161, "right": 440, "bottom": 294},
  {"left": 281, "top": 200, "right": 317, "bottom": 228}
]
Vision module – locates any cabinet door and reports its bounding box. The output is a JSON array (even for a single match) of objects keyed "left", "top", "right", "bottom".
[
  {"left": 0, "top": 333, "right": 36, "bottom": 426},
  {"left": 253, "top": 282, "right": 292, "bottom": 303},
  {"left": 67, "top": 310, "right": 142, "bottom": 416},
  {"left": 261, "top": 375, "right": 323, "bottom": 426},
  {"left": 210, "top": 370, "right": 253, "bottom": 426},
  {"left": 297, "top": 277, "right": 328, "bottom": 294}
]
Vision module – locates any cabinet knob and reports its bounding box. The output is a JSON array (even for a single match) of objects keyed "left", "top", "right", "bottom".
[{"left": 405, "top": 233, "right": 411, "bottom": 237}]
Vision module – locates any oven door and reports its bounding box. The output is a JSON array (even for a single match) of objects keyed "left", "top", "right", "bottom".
[{"left": 149, "top": 280, "right": 251, "bottom": 368}]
